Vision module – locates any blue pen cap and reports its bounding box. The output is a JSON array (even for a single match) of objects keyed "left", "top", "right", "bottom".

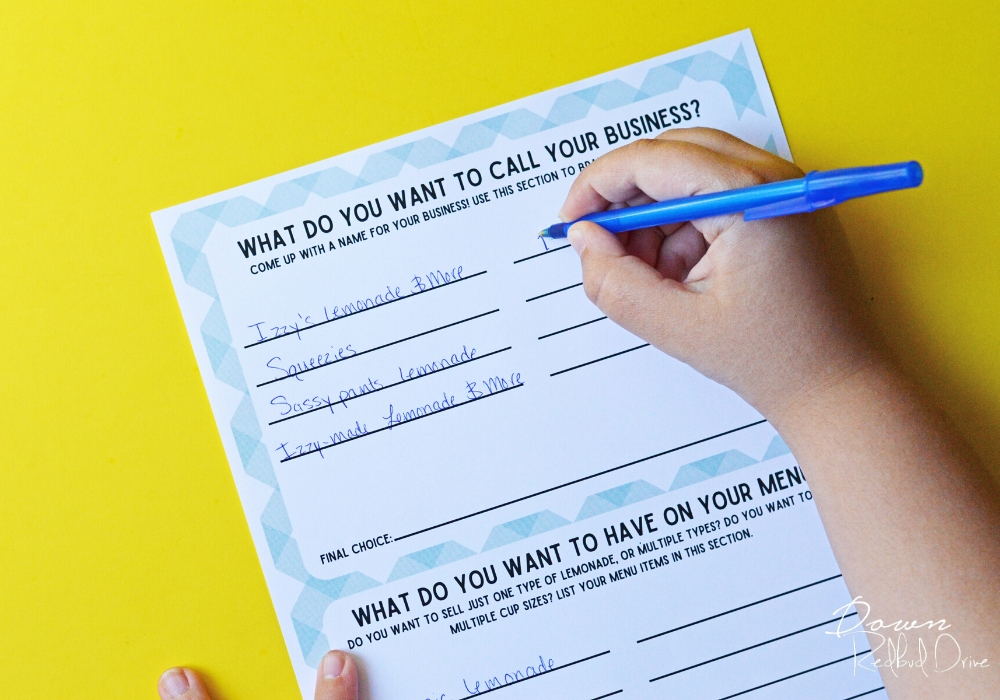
[{"left": 807, "top": 161, "right": 923, "bottom": 205}]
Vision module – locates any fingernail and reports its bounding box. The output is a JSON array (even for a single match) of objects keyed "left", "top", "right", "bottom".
[
  {"left": 567, "top": 224, "right": 586, "bottom": 255},
  {"left": 322, "top": 651, "right": 346, "bottom": 679},
  {"left": 160, "top": 668, "right": 190, "bottom": 698}
]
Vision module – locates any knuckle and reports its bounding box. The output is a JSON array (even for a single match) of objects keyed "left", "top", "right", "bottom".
[
  {"left": 729, "top": 165, "right": 767, "bottom": 189},
  {"left": 591, "top": 259, "right": 631, "bottom": 315},
  {"left": 702, "top": 163, "right": 764, "bottom": 194},
  {"left": 580, "top": 266, "right": 604, "bottom": 304},
  {"left": 752, "top": 158, "right": 804, "bottom": 184},
  {"left": 625, "top": 137, "right": 659, "bottom": 153}
]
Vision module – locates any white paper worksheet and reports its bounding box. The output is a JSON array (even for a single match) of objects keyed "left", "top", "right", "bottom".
[{"left": 152, "top": 30, "right": 887, "bottom": 700}]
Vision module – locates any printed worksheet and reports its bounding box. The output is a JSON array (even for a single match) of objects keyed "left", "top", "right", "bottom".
[{"left": 152, "top": 30, "right": 886, "bottom": 700}]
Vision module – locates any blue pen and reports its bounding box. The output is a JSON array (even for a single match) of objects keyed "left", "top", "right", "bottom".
[{"left": 539, "top": 161, "right": 923, "bottom": 239}]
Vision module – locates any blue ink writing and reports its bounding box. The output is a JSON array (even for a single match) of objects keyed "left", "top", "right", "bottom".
[
  {"left": 270, "top": 394, "right": 336, "bottom": 417},
  {"left": 399, "top": 346, "right": 477, "bottom": 382},
  {"left": 466, "top": 372, "right": 522, "bottom": 399},
  {"left": 266, "top": 345, "right": 355, "bottom": 381},
  {"left": 384, "top": 393, "right": 457, "bottom": 428},
  {"left": 462, "top": 656, "right": 555, "bottom": 695},
  {"left": 275, "top": 421, "right": 369, "bottom": 460},
  {"left": 325, "top": 285, "right": 403, "bottom": 321},
  {"left": 339, "top": 377, "right": 383, "bottom": 407},
  {"left": 412, "top": 266, "right": 463, "bottom": 292}
]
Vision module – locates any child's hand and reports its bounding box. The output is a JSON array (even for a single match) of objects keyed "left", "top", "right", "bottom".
[
  {"left": 157, "top": 651, "right": 358, "bottom": 700},
  {"left": 562, "top": 128, "right": 1000, "bottom": 700},
  {"left": 560, "top": 128, "right": 879, "bottom": 421}
]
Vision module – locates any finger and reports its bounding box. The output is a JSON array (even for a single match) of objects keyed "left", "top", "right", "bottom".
[
  {"left": 558, "top": 138, "right": 797, "bottom": 244},
  {"left": 558, "top": 138, "right": 754, "bottom": 219},
  {"left": 315, "top": 651, "right": 359, "bottom": 700},
  {"left": 656, "top": 223, "right": 708, "bottom": 282},
  {"left": 621, "top": 226, "right": 664, "bottom": 267},
  {"left": 655, "top": 127, "right": 802, "bottom": 179},
  {"left": 559, "top": 138, "right": 767, "bottom": 216},
  {"left": 567, "top": 221, "right": 700, "bottom": 354},
  {"left": 158, "top": 668, "right": 212, "bottom": 700}
]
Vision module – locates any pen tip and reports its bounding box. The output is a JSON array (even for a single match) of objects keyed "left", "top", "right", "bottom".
[{"left": 537, "top": 229, "right": 548, "bottom": 239}]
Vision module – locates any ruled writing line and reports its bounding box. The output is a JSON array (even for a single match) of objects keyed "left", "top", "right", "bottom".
[
  {"left": 394, "top": 419, "right": 768, "bottom": 540},
  {"left": 279, "top": 383, "right": 523, "bottom": 462},
  {"left": 244, "top": 270, "right": 487, "bottom": 348},
  {"left": 538, "top": 317, "right": 608, "bottom": 340},
  {"left": 842, "top": 688, "right": 886, "bottom": 700},
  {"left": 550, "top": 344, "right": 650, "bottom": 376},
  {"left": 268, "top": 347, "right": 513, "bottom": 425},
  {"left": 454, "top": 651, "right": 610, "bottom": 700},
  {"left": 712, "top": 651, "right": 872, "bottom": 700},
  {"left": 637, "top": 574, "right": 844, "bottom": 643},
  {"left": 525, "top": 282, "right": 583, "bottom": 302},
  {"left": 649, "top": 612, "right": 859, "bottom": 682},
  {"left": 256, "top": 309, "right": 500, "bottom": 387},
  {"left": 512, "top": 244, "right": 572, "bottom": 264}
]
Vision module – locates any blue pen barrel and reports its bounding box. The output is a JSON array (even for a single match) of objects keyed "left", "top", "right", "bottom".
[
  {"left": 543, "top": 160, "right": 923, "bottom": 238},
  {"left": 806, "top": 161, "right": 923, "bottom": 203},
  {"left": 589, "top": 179, "right": 806, "bottom": 233}
]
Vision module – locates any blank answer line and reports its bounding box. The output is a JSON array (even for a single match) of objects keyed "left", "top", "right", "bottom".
[
  {"left": 538, "top": 317, "right": 608, "bottom": 340},
  {"left": 512, "top": 244, "right": 572, "bottom": 264},
  {"left": 589, "top": 691, "right": 623, "bottom": 700},
  {"left": 279, "top": 383, "right": 523, "bottom": 462},
  {"left": 713, "top": 651, "right": 871, "bottom": 700},
  {"left": 842, "top": 688, "right": 886, "bottom": 700},
  {"left": 394, "top": 418, "right": 767, "bottom": 541},
  {"left": 649, "top": 612, "right": 859, "bottom": 682},
  {"left": 256, "top": 309, "right": 500, "bottom": 387},
  {"left": 525, "top": 282, "right": 583, "bottom": 302},
  {"left": 244, "top": 271, "right": 487, "bottom": 348},
  {"left": 637, "top": 574, "right": 843, "bottom": 643},
  {"left": 455, "top": 651, "right": 610, "bottom": 700},
  {"left": 551, "top": 344, "right": 650, "bottom": 376},
  {"left": 268, "top": 347, "right": 513, "bottom": 425}
]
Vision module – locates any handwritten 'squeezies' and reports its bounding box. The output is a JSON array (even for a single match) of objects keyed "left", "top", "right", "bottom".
[{"left": 153, "top": 30, "right": 887, "bottom": 700}]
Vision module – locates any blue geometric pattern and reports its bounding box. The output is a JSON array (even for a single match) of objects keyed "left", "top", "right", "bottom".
[
  {"left": 386, "top": 542, "right": 476, "bottom": 582},
  {"left": 669, "top": 450, "right": 759, "bottom": 491},
  {"left": 576, "top": 480, "right": 665, "bottom": 521},
  {"left": 170, "top": 221, "right": 381, "bottom": 668},
  {"left": 292, "top": 571, "right": 381, "bottom": 666},
  {"left": 762, "top": 434, "right": 791, "bottom": 460},
  {"left": 481, "top": 511, "right": 571, "bottom": 551},
  {"left": 167, "top": 44, "right": 764, "bottom": 234}
]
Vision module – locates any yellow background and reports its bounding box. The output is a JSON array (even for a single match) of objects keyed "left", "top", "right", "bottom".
[{"left": 2, "top": 1, "right": 997, "bottom": 698}]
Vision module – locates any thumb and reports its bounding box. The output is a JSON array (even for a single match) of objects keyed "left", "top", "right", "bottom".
[
  {"left": 315, "top": 651, "right": 359, "bottom": 700},
  {"left": 567, "top": 222, "right": 698, "bottom": 355},
  {"left": 157, "top": 668, "right": 212, "bottom": 700}
]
